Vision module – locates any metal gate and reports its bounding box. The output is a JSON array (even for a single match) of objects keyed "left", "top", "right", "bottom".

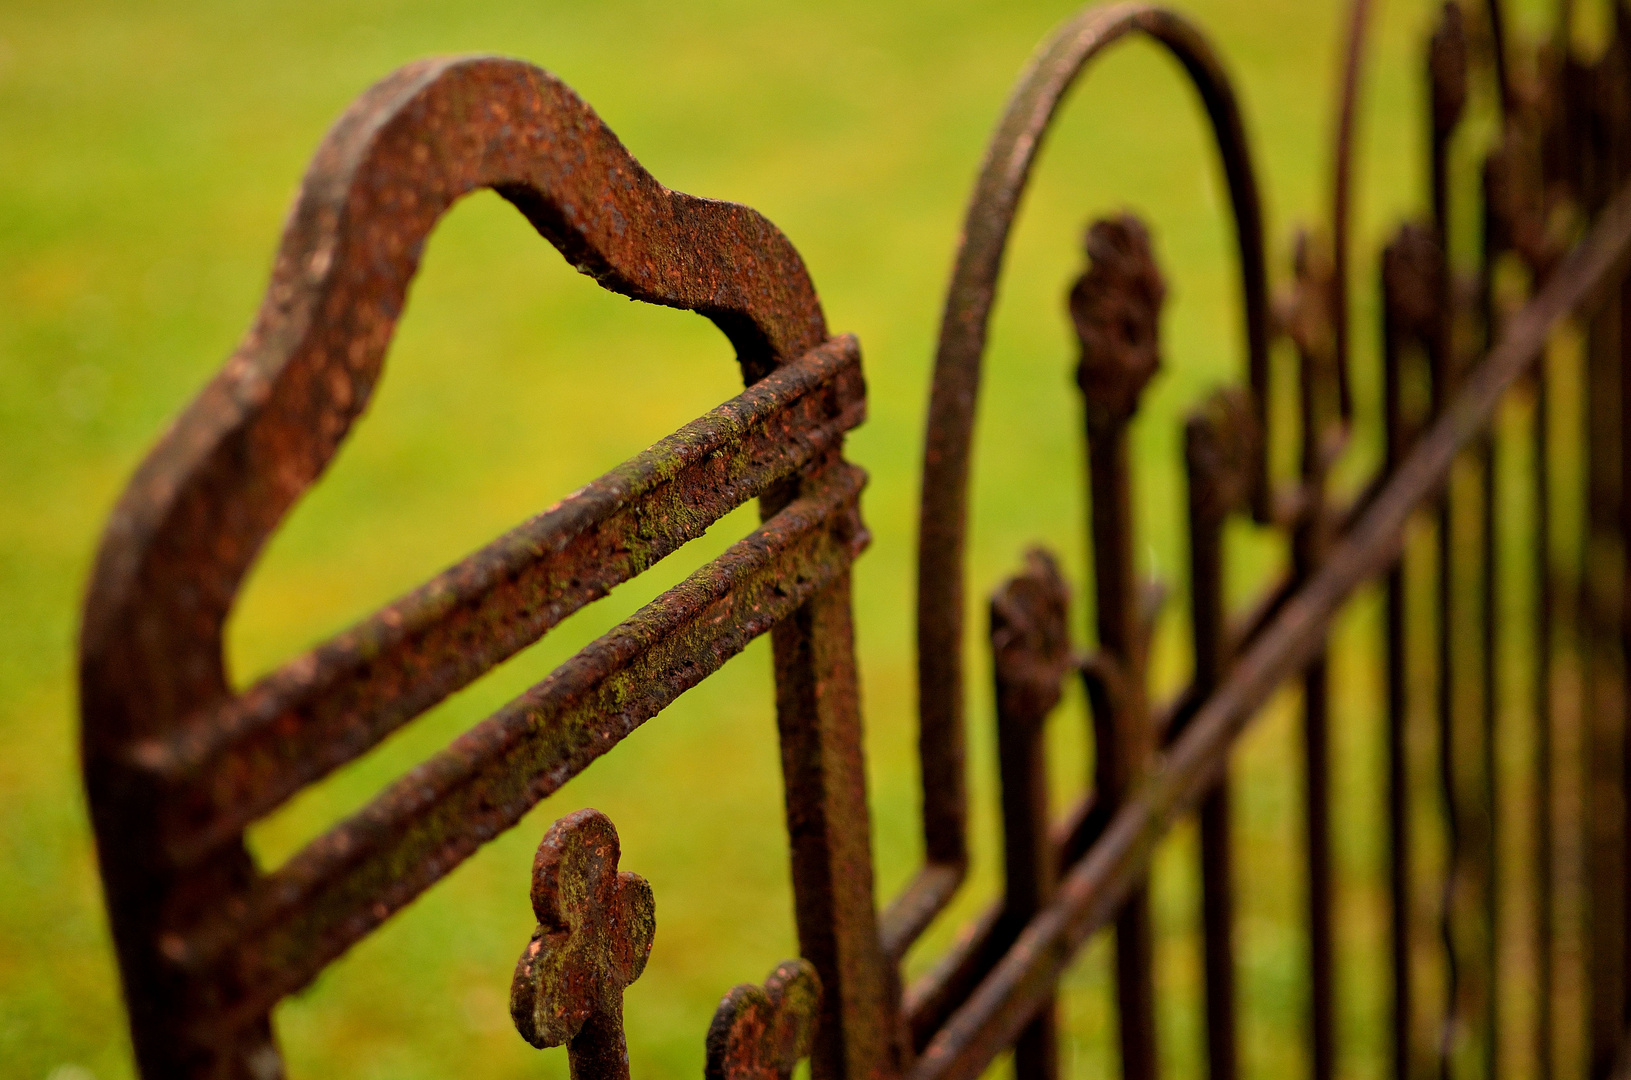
[{"left": 77, "top": 3, "right": 1631, "bottom": 1078}]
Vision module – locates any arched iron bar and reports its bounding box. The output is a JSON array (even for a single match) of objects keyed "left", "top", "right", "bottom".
[
  {"left": 887, "top": 1, "right": 1271, "bottom": 960},
  {"left": 1332, "top": 0, "right": 1376, "bottom": 431}
]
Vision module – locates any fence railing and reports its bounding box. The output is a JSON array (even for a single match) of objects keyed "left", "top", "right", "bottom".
[{"left": 78, "top": 3, "right": 1631, "bottom": 1079}]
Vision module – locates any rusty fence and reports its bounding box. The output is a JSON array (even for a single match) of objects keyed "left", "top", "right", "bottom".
[{"left": 75, "top": 2, "right": 1631, "bottom": 1078}]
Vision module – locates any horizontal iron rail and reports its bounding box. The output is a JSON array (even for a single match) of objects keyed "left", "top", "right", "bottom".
[
  {"left": 130, "top": 335, "right": 863, "bottom": 867},
  {"left": 164, "top": 460, "right": 869, "bottom": 1041},
  {"left": 908, "top": 173, "right": 1631, "bottom": 1080}
]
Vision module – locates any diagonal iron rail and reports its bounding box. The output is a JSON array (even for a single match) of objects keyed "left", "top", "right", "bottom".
[
  {"left": 909, "top": 172, "right": 1631, "bottom": 1080},
  {"left": 130, "top": 335, "right": 864, "bottom": 867}
]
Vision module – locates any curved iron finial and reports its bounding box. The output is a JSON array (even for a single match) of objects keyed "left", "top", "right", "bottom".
[
  {"left": 512, "top": 809, "right": 656, "bottom": 1080},
  {"left": 706, "top": 960, "right": 823, "bottom": 1080},
  {"left": 903, "top": 2, "right": 1269, "bottom": 953},
  {"left": 1185, "top": 386, "right": 1260, "bottom": 529},
  {"left": 1072, "top": 214, "right": 1168, "bottom": 433}
]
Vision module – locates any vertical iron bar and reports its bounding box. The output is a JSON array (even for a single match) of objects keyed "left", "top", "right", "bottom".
[
  {"left": 1479, "top": 159, "right": 1502, "bottom": 1080},
  {"left": 1535, "top": 331, "right": 1555, "bottom": 1080},
  {"left": 1584, "top": 36, "right": 1631, "bottom": 1063},
  {"left": 1429, "top": 11, "right": 1469, "bottom": 1077},
  {"left": 771, "top": 527, "right": 902, "bottom": 1080},
  {"left": 1185, "top": 388, "right": 1257, "bottom": 1080},
  {"left": 991, "top": 550, "right": 1073, "bottom": 1080},
  {"left": 1384, "top": 223, "right": 1447, "bottom": 1080},
  {"left": 1388, "top": 295, "right": 1416, "bottom": 1080},
  {"left": 1618, "top": 42, "right": 1631, "bottom": 1055},
  {"left": 1583, "top": 273, "right": 1624, "bottom": 1080},
  {"left": 1479, "top": 330, "right": 1500, "bottom": 1080},
  {"left": 1434, "top": 270, "right": 1465, "bottom": 1080},
  {"left": 1488, "top": 109, "right": 1565, "bottom": 1080},
  {"left": 1571, "top": 29, "right": 1631, "bottom": 1077},
  {"left": 1072, "top": 215, "right": 1166, "bottom": 1080},
  {"left": 1286, "top": 231, "right": 1339, "bottom": 1080}
]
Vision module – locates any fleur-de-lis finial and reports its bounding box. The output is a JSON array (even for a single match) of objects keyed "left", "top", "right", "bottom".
[
  {"left": 511, "top": 808, "right": 656, "bottom": 1080},
  {"left": 705, "top": 960, "right": 823, "bottom": 1080}
]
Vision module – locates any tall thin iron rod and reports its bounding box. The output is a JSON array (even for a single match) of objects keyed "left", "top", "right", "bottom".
[
  {"left": 1535, "top": 340, "right": 1556, "bottom": 1080},
  {"left": 1073, "top": 214, "right": 1166, "bottom": 1080},
  {"left": 1429, "top": 10, "right": 1469, "bottom": 1074},
  {"left": 1383, "top": 223, "right": 1444, "bottom": 1080},
  {"left": 1295, "top": 296, "right": 1337, "bottom": 1080},
  {"left": 992, "top": 551, "right": 1071, "bottom": 1080},
  {"left": 1186, "top": 389, "right": 1255, "bottom": 1080},
  {"left": 1479, "top": 163, "right": 1504, "bottom": 1080}
]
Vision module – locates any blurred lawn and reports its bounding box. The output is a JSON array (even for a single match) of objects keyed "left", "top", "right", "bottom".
[{"left": 0, "top": 0, "right": 1569, "bottom": 1077}]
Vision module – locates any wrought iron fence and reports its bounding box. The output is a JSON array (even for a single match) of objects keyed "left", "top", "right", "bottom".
[{"left": 76, "top": 2, "right": 1631, "bottom": 1078}]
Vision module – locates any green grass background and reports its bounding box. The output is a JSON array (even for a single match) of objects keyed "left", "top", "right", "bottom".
[{"left": 0, "top": 0, "right": 1569, "bottom": 1077}]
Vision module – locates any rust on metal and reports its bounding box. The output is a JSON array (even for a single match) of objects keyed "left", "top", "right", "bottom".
[
  {"left": 1184, "top": 385, "right": 1257, "bottom": 1080},
  {"left": 1382, "top": 219, "right": 1444, "bottom": 1080},
  {"left": 1074, "top": 212, "right": 1164, "bottom": 1080},
  {"left": 991, "top": 548, "right": 1073, "bottom": 1080},
  {"left": 1284, "top": 223, "right": 1343, "bottom": 1080},
  {"left": 904, "top": 3, "right": 1271, "bottom": 966},
  {"left": 1329, "top": 0, "right": 1374, "bottom": 428},
  {"left": 707, "top": 960, "right": 824, "bottom": 1080},
  {"left": 511, "top": 809, "right": 655, "bottom": 1080},
  {"left": 133, "top": 335, "right": 865, "bottom": 867},
  {"left": 78, "top": 53, "right": 884, "bottom": 1080},
  {"left": 77, "top": 5, "right": 1631, "bottom": 1080},
  {"left": 909, "top": 175, "right": 1631, "bottom": 1080}
]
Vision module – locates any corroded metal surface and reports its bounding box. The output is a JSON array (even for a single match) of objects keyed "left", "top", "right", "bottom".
[
  {"left": 990, "top": 549, "right": 1073, "bottom": 1080},
  {"left": 80, "top": 5, "right": 1631, "bottom": 1080},
  {"left": 902, "top": 3, "right": 1270, "bottom": 964},
  {"left": 1074, "top": 214, "right": 1164, "bottom": 1080},
  {"left": 79, "top": 53, "right": 878, "bottom": 1080},
  {"left": 910, "top": 177, "right": 1631, "bottom": 1080},
  {"left": 134, "top": 334, "right": 865, "bottom": 866},
  {"left": 511, "top": 809, "right": 655, "bottom": 1080},
  {"left": 707, "top": 960, "right": 824, "bottom": 1080}
]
